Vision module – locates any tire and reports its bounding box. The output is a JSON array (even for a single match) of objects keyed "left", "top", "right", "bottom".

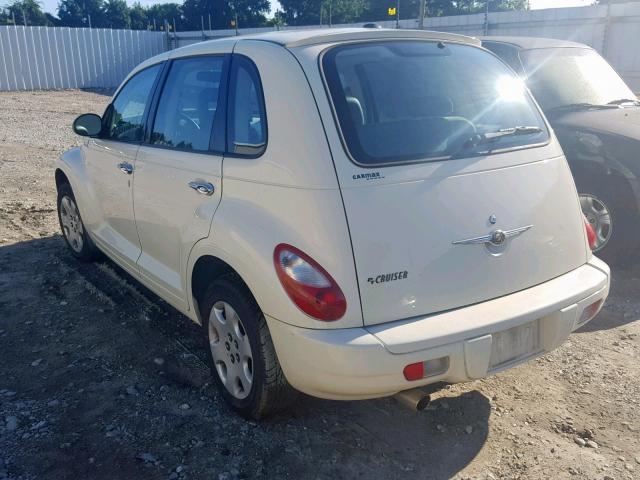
[
  {"left": 202, "top": 273, "right": 298, "bottom": 419},
  {"left": 57, "top": 182, "right": 101, "bottom": 262},
  {"left": 577, "top": 176, "right": 640, "bottom": 266}
]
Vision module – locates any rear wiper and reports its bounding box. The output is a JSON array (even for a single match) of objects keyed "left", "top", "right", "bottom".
[
  {"left": 452, "top": 126, "right": 543, "bottom": 157},
  {"left": 607, "top": 98, "right": 640, "bottom": 106},
  {"left": 548, "top": 102, "right": 620, "bottom": 112},
  {"left": 473, "top": 126, "right": 543, "bottom": 142}
]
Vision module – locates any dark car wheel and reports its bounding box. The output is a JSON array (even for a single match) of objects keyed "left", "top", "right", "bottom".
[
  {"left": 578, "top": 178, "right": 640, "bottom": 265},
  {"left": 57, "top": 182, "right": 101, "bottom": 262},
  {"left": 202, "top": 273, "right": 298, "bottom": 419}
]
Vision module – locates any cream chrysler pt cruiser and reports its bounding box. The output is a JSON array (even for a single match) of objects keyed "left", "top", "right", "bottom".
[{"left": 55, "top": 28, "right": 610, "bottom": 419}]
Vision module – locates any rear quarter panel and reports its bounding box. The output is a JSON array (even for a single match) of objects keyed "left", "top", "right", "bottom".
[{"left": 188, "top": 40, "right": 362, "bottom": 329}]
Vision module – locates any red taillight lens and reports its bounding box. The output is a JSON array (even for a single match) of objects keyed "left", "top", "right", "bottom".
[
  {"left": 273, "top": 244, "right": 347, "bottom": 321},
  {"left": 583, "top": 215, "right": 596, "bottom": 250},
  {"left": 403, "top": 362, "right": 424, "bottom": 381}
]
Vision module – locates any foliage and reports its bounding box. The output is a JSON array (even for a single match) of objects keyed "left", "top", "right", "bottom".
[
  {"left": 102, "top": 0, "right": 130, "bottom": 28},
  {"left": 57, "top": 0, "right": 104, "bottom": 27},
  {"left": 0, "top": 0, "right": 52, "bottom": 26},
  {"left": 181, "top": 0, "right": 271, "bottom": 30},
  {"left": 0, "top": 0, "right": 530, "bottom": 29}
]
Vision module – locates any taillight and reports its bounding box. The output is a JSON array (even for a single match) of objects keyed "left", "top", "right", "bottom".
[
  {"left": 583, "top": 215, "right": 596, "bottom": 250},
  {"left": 273, "top": 244, "right": 347, "bottom": 321}
]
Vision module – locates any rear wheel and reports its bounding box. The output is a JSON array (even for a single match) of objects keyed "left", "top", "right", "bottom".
[
  {"left": 57, "top": 183, "right": 100, "bottom": 261},
  {"left": 202, "top": 274, "right": 297, "bottom": 419}
]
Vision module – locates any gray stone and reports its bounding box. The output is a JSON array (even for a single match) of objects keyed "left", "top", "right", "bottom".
[
  {"left": 585, "top": 440, "right": 598, "bottom": 449},
  {"left": 136, "top": 453, "right": 158, "bottom": 464},
  {"left": 30, "top": 359, "right": 42, "bottom": 367},
  {"left": 5, "top": 416, "right": 18, "bottom": 431},
  {"left": 574, "top": 437, "right": 586, "bottom": 447},
  {"left": 126, "top": 386, "right": 139, "bottom": 396}
]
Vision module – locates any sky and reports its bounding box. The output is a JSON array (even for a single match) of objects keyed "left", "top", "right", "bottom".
[{"left": 36, "top": 0, "right": 595, "bottom": 18}]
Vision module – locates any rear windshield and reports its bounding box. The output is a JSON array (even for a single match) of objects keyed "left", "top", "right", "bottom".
[{"left": 322, "top": 41, "right": 549, "bottom": 166}]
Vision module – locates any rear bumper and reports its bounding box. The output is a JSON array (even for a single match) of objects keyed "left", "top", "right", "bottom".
[{"left": 267, "top": 257, "right": 610, "bottom": 400}]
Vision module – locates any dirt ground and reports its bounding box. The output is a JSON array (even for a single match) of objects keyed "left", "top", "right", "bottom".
[{"left": 0, "top": 90, "right": 639, "bottom": 480}]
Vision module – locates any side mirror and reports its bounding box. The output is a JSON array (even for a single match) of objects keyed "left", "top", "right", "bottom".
[{"left": 73, "top": 113, "right": 102, "bottom": 137}]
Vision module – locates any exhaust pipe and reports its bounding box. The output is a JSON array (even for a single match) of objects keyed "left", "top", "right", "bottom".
[{"left": 394, "top": 388, "right": 431, "bottom": 411}]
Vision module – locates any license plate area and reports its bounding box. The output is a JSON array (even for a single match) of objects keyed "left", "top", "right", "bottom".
[{"left": 489, "top": 320, "right": 540, "bottom": 371}]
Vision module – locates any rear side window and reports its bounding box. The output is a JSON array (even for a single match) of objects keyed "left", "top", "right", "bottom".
[
  {"left": 104, "top": 64, "right": 161, "bottom": 142},
  {"left": 151, "top": 56, "right": 225, "bottom": 152},
  {"left": 228, "top": 56, "right": 267, "bottom": 157},
  {"left": 322, "top": 41, "right": 549, "bottom": 166}
]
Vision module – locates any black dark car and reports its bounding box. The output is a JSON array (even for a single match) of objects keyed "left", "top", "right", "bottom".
[{"left": 483, "top": 36, "right": 640, "bottom": 263}]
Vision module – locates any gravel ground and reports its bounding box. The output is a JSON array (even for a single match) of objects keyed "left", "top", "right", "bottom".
[{"left": 0, "top": 89, "right": 639, "bottom": 480}]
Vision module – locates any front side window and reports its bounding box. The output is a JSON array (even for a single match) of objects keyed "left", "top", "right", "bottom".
[
  {"left": 228, "top": 56, "right": 267, "bottom": 156},
  {"left": 520, "top": 47, "right": 636, "bottom": 111},
  {"left": 151, "top": 56, "right": 225, "bottom": 152},
  {"left": 104, "top": 64, "right": 161, "bottom": 142},
  {"left": 322, "top": 41, "right": 549, "bottom": 166}
]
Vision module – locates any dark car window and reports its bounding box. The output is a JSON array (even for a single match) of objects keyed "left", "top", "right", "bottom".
[
  {"left": 104, "top": 64, "right": 161, "bottom": 142},
  {"left": 151, "top": 56, "right": 224, "bottom": 152},
  {"left": 520, "top": 47, "right": 636, "bottom": 111},
  {"left": 483, "top": 42, "right": 524, "bottom": 75},
  {"left": 322, "top": 41, "right": 548, "bottom": 166},
  {"left": 228, "top": 56, "right": 267, "bottom": 157}
]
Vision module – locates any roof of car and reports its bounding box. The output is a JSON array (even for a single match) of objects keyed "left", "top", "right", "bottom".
[
  {"left": 130, "top": 28, "right": 481, "bottom": 81},
  {"left": 481, "top": 36, "right": 591, "bottom": 50},
  {"left": 236, "top": 28, "right": 481, "bottom": 48}
]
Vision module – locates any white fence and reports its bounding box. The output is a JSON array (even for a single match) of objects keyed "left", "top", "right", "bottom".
[
  {"left": 0, "top": 26, "right": 165, "bottom": 91},
  {"left": 1, "top": 2, "right": 639, "bottom": 91}
]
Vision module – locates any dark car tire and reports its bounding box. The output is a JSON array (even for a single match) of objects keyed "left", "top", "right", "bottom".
[
  {"left": 578, "top": 176, "right": 640, "bottom": 265},
  {"left": 57, "top": 182, "right": 101, "bottom": 262},
  {"left": 202, "top": 273, "right": 298, "bottom": 419}
]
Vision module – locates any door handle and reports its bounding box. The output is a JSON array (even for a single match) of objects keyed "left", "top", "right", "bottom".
[
  {"left": 117, "top": 162, "right": 133, "bottom": 174},
  {"left": 188, "top": 181, "right": 215, "bottom": 196}
]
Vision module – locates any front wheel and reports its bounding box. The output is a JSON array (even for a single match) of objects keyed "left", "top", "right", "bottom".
[
  {"left": 202, "top": 274, "right": 297, "bottom": 419},
  {"left": 57, "top": 183, "right": 100, "bottom": 262},
  {"left": 578, "top": 178, "right": 640, "bottom": 265}
]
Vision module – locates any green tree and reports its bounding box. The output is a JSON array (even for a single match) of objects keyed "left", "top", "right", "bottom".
[
  {"left": 0, "top": 0, "right": 51, "bottom": 26},
  {"left": 181, "top": 0, "right": 270, "bottom": 30},
  {"left": 278, "top": 0, "right": 365, "bottom": 25},
  {"left": 128, "top": 2, "right": 148, "bottom": 29},
  {"left": 57, "top": 0, "right": 104, "bottom": 27},
  {"left": 146, "top": 3, "right": 184, "bottom": 29},
  {"left": 102, "top": 0, "right": 130, "bottom": 28}
]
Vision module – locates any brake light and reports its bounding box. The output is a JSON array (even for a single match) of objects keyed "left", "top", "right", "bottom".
[
  {"left": 273, "top": 244, "right": 347, "bottom": 321},
  {"left": 583, "top": 215, "right": 596, "bottom": 250}
]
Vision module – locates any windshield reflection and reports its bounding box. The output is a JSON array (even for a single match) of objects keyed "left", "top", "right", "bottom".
[{"left": 521, "top": 47, "right": 636, "bottom": 111}]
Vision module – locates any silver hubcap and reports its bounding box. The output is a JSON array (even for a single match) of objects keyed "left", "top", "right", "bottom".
[
  {"left": 208, "top": 301, "right": 253, "bottom": 400},
  {"left": 580, "top": 194, "right": 612, "bottom": 252},
  {"left": 60, "top": 196, "right": 84, "bottom": 253}
]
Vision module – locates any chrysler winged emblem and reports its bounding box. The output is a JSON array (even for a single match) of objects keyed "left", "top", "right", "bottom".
[{"left": 452, "top": 225, "right": 533, "bottom": 247}]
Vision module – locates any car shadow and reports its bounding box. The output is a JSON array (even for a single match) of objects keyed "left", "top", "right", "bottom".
[
  {"left": 79, "top": 87, "right": 116, "bottom": 97},
  {"left": 0, "top": 235, "right": 490, "bottom": 479},
  {"left": 576, "top": 263, "right": 640, "bottom": 334},
  {"left": 285, "top": 391, "right": 491, "bottom": 479}
]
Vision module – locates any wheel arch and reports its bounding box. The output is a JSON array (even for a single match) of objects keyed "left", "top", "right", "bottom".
[
  {"left": 189, "top": 253, "right": 255, "bottom": 325},
  {"left": 55, "top": 168, "right": 70, "bottom": 189}
]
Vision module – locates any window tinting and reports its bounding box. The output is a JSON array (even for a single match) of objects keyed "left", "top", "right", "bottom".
[
  {"left": 229, "top": 57, "right": 266, "bottom": 156},
  {"left": 323, "top": 41, "right": 549, "bottom": 166},
  {"left": 483, "top": 42, "right": 524, "bottom": 74},
  {"left": 151, "top": 56, "right": 224, "bottom": 152},
  {"left": 104, "top": 64, "right": 161, "bottom": 142}
]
